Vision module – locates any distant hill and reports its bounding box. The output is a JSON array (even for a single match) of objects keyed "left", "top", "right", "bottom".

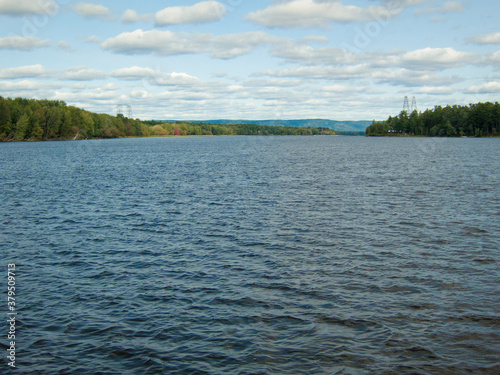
[{"left": 188, "top": 119, "right": 371, "bottom": 132}]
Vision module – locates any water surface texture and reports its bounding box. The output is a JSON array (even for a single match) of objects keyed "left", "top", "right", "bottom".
[{"left": 1, "top": 136, "right": 499, "bottom": 374}]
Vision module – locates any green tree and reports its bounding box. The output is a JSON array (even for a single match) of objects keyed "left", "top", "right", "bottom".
[
  {"left": 15, "top": 113, "right": 30, "bottom": 141},
  {"left": 0, "top": 97, "right": 12, "bottom": 140},
  {"left": 60, "top": 109, "right": 73, "bottom": 138},
  {"left": 30, "top": 106, "right": 45, "bottom": 140},
  {"left": 46, "top": 107, "right": 62, "bottom": 138}
]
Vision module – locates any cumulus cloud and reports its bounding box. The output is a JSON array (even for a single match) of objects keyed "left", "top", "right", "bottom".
[
  {"left": 415, "top": 1, "right": 464, "bottom": 15},
  {"left": 417, "top": 86, "right": 456, "bottom": 95},
  {"left": 256, "top": 63, "right": 459, "bottom": 88},
  {"left": 483, "top": 51, "right": 500, "bottom": 68},
  {"left": 2, "top": 80, "right": 39, "bottom": 91},
  {"left": 56, "top": 41, "right": 73, "bottom": 51},
  {"left": 53, "top": 88, "right": 117, "bottom": 103},
  {"left": 155, "top": 1, "right": 226, "bottom": 26},
  {"left": 382, "top": 0, "right": 427, "bottom": 6},
  {"left": 322, "top": 84, "right": 366, "bottom": 93},
  {"left": 101, "top": 29, "right": 202, "bottom": 55},
  {"left": 271, "top": 42, "right": 357, "bottom": 65},
  {"left": 73, "top": 2, "right": 112, "bottom": 20},
  {"left": 122, "top": 9, "right": 152, "bottom": 23},
  {"left": 207, "top": 32, "right": 279, "bottom": 59},
  {"left": 0, "top": 36, "right": 50, "bottom": 50},
  {"left": 0, "top": 64, "right": 45, "bottom": 79},
  {"left": 245, "top": 0, "right": 402, "bottom": 28},
  {"left": 0, "top": 0, "right": 57, "bottom": 16},
  {"left": 85, "top": 35, "right": 102, "bottom": 43},
  {"left": 465, "top": 82, "right": 500, "bottom": 94},
  {"left": 467, "top": 32, "right": 500, "bottom": 45},
  {"left": 371, "top": 68, "right": 459, "bottom": 87},
  {"left": 154, "top": 72, "right": 201, "bottom": 87},
  {"left": 243, "top": 79, "right": 302, "bottom": 88},
  {"left": 101, "top": 29, "right": 278, "bottom": 59},
  {"left": 61, "top": 66, "right": 107, "bottom": 81},
  {"left": 399, "top": 47, "right": 477, "bottom": 69},
  {"left": 255, "top": 64, "right": 370, "bottom": 80},
  {"left": 271, "top": 42, "right": 476, "bottom": 71},
  {"left": 110, "top": 66, "right": 162, "bottom": 80},
  {"left": 109, "top": 66, "right": 202, "bottom": 88}
]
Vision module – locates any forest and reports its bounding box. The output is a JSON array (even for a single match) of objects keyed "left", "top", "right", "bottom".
[
  {"left": 366, "top": 102, "right": 500, "bottom": 137},
  {"left": 0, "top": 97, "right": 335, "bottom": 142}
]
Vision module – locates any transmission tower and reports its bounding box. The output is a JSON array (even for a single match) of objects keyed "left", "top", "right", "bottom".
[
  {"left": 411, "top": 96, "right": 417, "bottom": 112},
  {"left": 403, "top": 96, "right": 410, "bottom": 112},
  {"left": 116, "top": 104, "right": 123, "bottom": 116},
  {"left": 127, "top": 105, "right": 133, "bottom": 119}
]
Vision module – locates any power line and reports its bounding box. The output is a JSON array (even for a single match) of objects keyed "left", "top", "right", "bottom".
[
  {"left": 403, "top": 96, "right": 417, "bottom": 113},
  {"left": 403, "top": 96, "right": 410, "bottom": 112},
  {"left": 116, "top": 103, "right": 133, "bottom": 118}
]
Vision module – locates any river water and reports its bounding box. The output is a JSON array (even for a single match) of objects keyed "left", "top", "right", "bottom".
[{"left": 1, "top": 136, "right": 499, "bottom": 374}]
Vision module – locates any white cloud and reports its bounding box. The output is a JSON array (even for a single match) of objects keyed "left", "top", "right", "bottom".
[
  {"left": 243, "top": 79, "right": 302, "bottom": 88},
  {"left": 415, "top": 1, "right": 464, "bottom": 15},
  {"left": 0, "top": 36, "right": 50, "bottom": 50},
  {"left": 73, "top": 2, "right": 112, "bottom": 20},
  {"left": 299, "top": 35, "right": 330, "bottom": 44},
  {"left": 155, "top": 1, "right": 226, "bottom": 26},
  {"left": 154, "top": 72, "right": 201, "bottom": 87},
  {"left": 271, "top": 41, "right": 357, "bottom": 65},
  {"left": 61, "top": 67, "right": 107, "bottom": 81},
  {"left": 399, "top": 47, "right": 477, "bottom": 69},
  {"left": 101, "top": 29, "right": 278, "bottom": 59},
  {"left": 322, "top": 84, "right": 366, "bottom": 93},
  {"left": 483, "top": 51, "right": 500, "bottom": 68},
  {"left": 245, "top": 0, "right": 402, "bottom": 28},
  {"left": 465, "top": 82, "right": 500, "bottom": 94},
  {"left": 129, "top": 90, "right": 153, "bottom": 100},
  {"left": 0, "top": 0, "right": 57, "bottom": 16},
  {"left": 382, "top": 0, "right": 427, "bottom": 6},
  {"left": 467, "top": 32, "right": 500, "bottom": 45},
  {"left": 371, "top": 68, "right": 458, "bottom": 87},
  {"left": 417, "top": 86, "right": 456, "bottom": 95},
  {"left": 255, "top": 64, "right": 370, "bottom": 80},
  {"left": 111, "top": 66, "right": 162, "bottom": 80},
  {"left": 207, "top": 32, "right": 278, "bottom": 59},
  {"left": 110, "top": 66, "right": 202, "bottom": 88},
  {"left": 441, "top": 1, "right": 464, "bottom": 13},
  {"left": 271, "top": 42, "right": 476, "bottom": 71},
  {"left": 2, "top": 80, "right": 39, "bottom": 91},
  {"left": 85, "top": 35, "right": 102, "bottom": 43},
  {"left": 256, "top": 63, "right": 459, "bottom": 88},
  {"left": 56, "top": 41, "right": 73, "bottom": 51},
  {"left": 101, "top": 29, "right": 202, "bottom": 55},
  {"left": 53, "top": 88, "right": 117, "bottom": 103},
  {"left": 0, "top": 64, "right": 45, "bottom": 79},
  {"left": 122, "top": 9, "right": 152, "bottom": 23}
]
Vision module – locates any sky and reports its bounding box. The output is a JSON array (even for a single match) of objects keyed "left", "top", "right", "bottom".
[{"left": 0, "top": 0, "right": 499, "bottom": 121}]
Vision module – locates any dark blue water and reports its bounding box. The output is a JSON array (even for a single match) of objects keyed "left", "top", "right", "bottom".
[{"left": 1, "top": 136, "right": 499, "bottom": 374}]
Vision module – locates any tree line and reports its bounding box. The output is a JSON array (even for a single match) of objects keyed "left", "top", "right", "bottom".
[
  {"left": 143, "top": 120, "right": 335, "bottom": 137},
  {"left": 0, "top": 97, "right": 335, "bottom": 141},
  {"left": 366, "top": 102, "right": 500, "bottom": 137},
  {"left": 0, "top": 97, "right": 145, "bottom": 141}
]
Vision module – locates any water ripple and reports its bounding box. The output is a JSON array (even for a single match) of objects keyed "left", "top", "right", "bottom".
[{"left": 1, "top": 137, "right": 499, "bottom": 374}]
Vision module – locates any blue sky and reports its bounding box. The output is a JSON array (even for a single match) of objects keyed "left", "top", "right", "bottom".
[{"left": 0, "top": 0, "right": 499, "bottom": 120}]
